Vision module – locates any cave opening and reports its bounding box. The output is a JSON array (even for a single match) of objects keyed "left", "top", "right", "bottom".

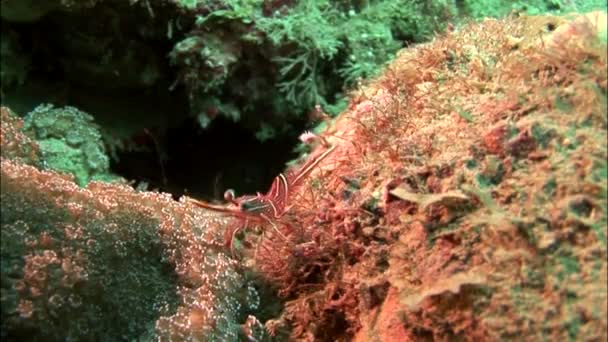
[
  {"left": 1, "top": 6, "right": 306, "bottom": 202},
  {"left": 110, "top": 116, "right": 302, "bottom": 202}
]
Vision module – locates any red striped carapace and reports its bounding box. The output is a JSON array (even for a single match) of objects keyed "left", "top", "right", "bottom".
[{"left": 187, "top": 134, "right": 335, "bottom": 253}]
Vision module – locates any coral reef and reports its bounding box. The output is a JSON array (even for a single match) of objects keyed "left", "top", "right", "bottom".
[
  {"left": 0, "top": 0, "right": 493, "bottom": 142},
  {"left": 240, "top": 11, "right": 608, "bottom": 341},
  {"left": 2, "top": 1, "right": 605, "bottom": 201},
  {"left": 22, "top": 104, "right": 119, "bottom": 186},
  {"left": 1, "top": 111, "right": 266, "bottom": 341},
  {"left": 166, "top": 0, "right": 451, "bottom": 136},
  {"left": 1, "top": 4, "right": 607, "bottom": 342}
]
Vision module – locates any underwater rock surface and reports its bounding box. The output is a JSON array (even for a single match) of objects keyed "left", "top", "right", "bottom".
[
  {"left": 1, "top": 9, "right": 607, "bottom": 342},
  {"left": 246, "top": 11, "right": 607, "bottom": 341},
  {"left": 1, "top": 110, "right": 265, "bottom": 340}
]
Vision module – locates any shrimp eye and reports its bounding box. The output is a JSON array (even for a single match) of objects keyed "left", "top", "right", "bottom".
[{"left": 224, "top": 189, "right": 236, "bottom": 203}]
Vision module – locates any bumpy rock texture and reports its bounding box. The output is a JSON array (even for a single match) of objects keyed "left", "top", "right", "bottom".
[
  {"left": 22, "top": 104, "right": 118, "bottom": 186},
  {"left": 243, "top": 11, "right": 607, "bottom": 341},
  {"left": 1, "top": 110, "right": 265, "bottom": 341}
]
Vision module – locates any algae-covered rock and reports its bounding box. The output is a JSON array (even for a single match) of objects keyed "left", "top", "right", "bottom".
[
  {"left": 0, "top": 158, "right": 266, "bottom": 341},
  {"left": 0, "top": 162, "right": 179, "bottom": 341},
  {"left": 23, "top": 104, "right": 117, "bottom": 186},
  {"left": 245, "top": 11, "right": 607, "bottom": 341},
  {"left": 1, "top": 107, "right": 266, "bottom": 341}
]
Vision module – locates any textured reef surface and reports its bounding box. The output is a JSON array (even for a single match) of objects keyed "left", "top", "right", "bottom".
[
  {"left": 242, "top": 11, "right": 607, "bottom": 341},
  {"left": 2, "top": 107, "right": 265, "bottom": 340},
  {"left": 1, "top": 7, "right": 607, "bottom": 342}
]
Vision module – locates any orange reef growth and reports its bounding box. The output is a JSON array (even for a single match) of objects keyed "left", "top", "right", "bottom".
[{"left": 240, "top": 11, "right": 608, "bottom": 341}]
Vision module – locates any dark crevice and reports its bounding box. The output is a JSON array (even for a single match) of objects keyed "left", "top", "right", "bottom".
[{"left": 110, "top": 116, "right": 301, "bottom": 201}]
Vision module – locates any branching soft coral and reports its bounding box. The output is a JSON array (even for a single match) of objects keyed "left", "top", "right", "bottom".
[{"left": 166, "top": 0, "right": 454, "bottom": 138}]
